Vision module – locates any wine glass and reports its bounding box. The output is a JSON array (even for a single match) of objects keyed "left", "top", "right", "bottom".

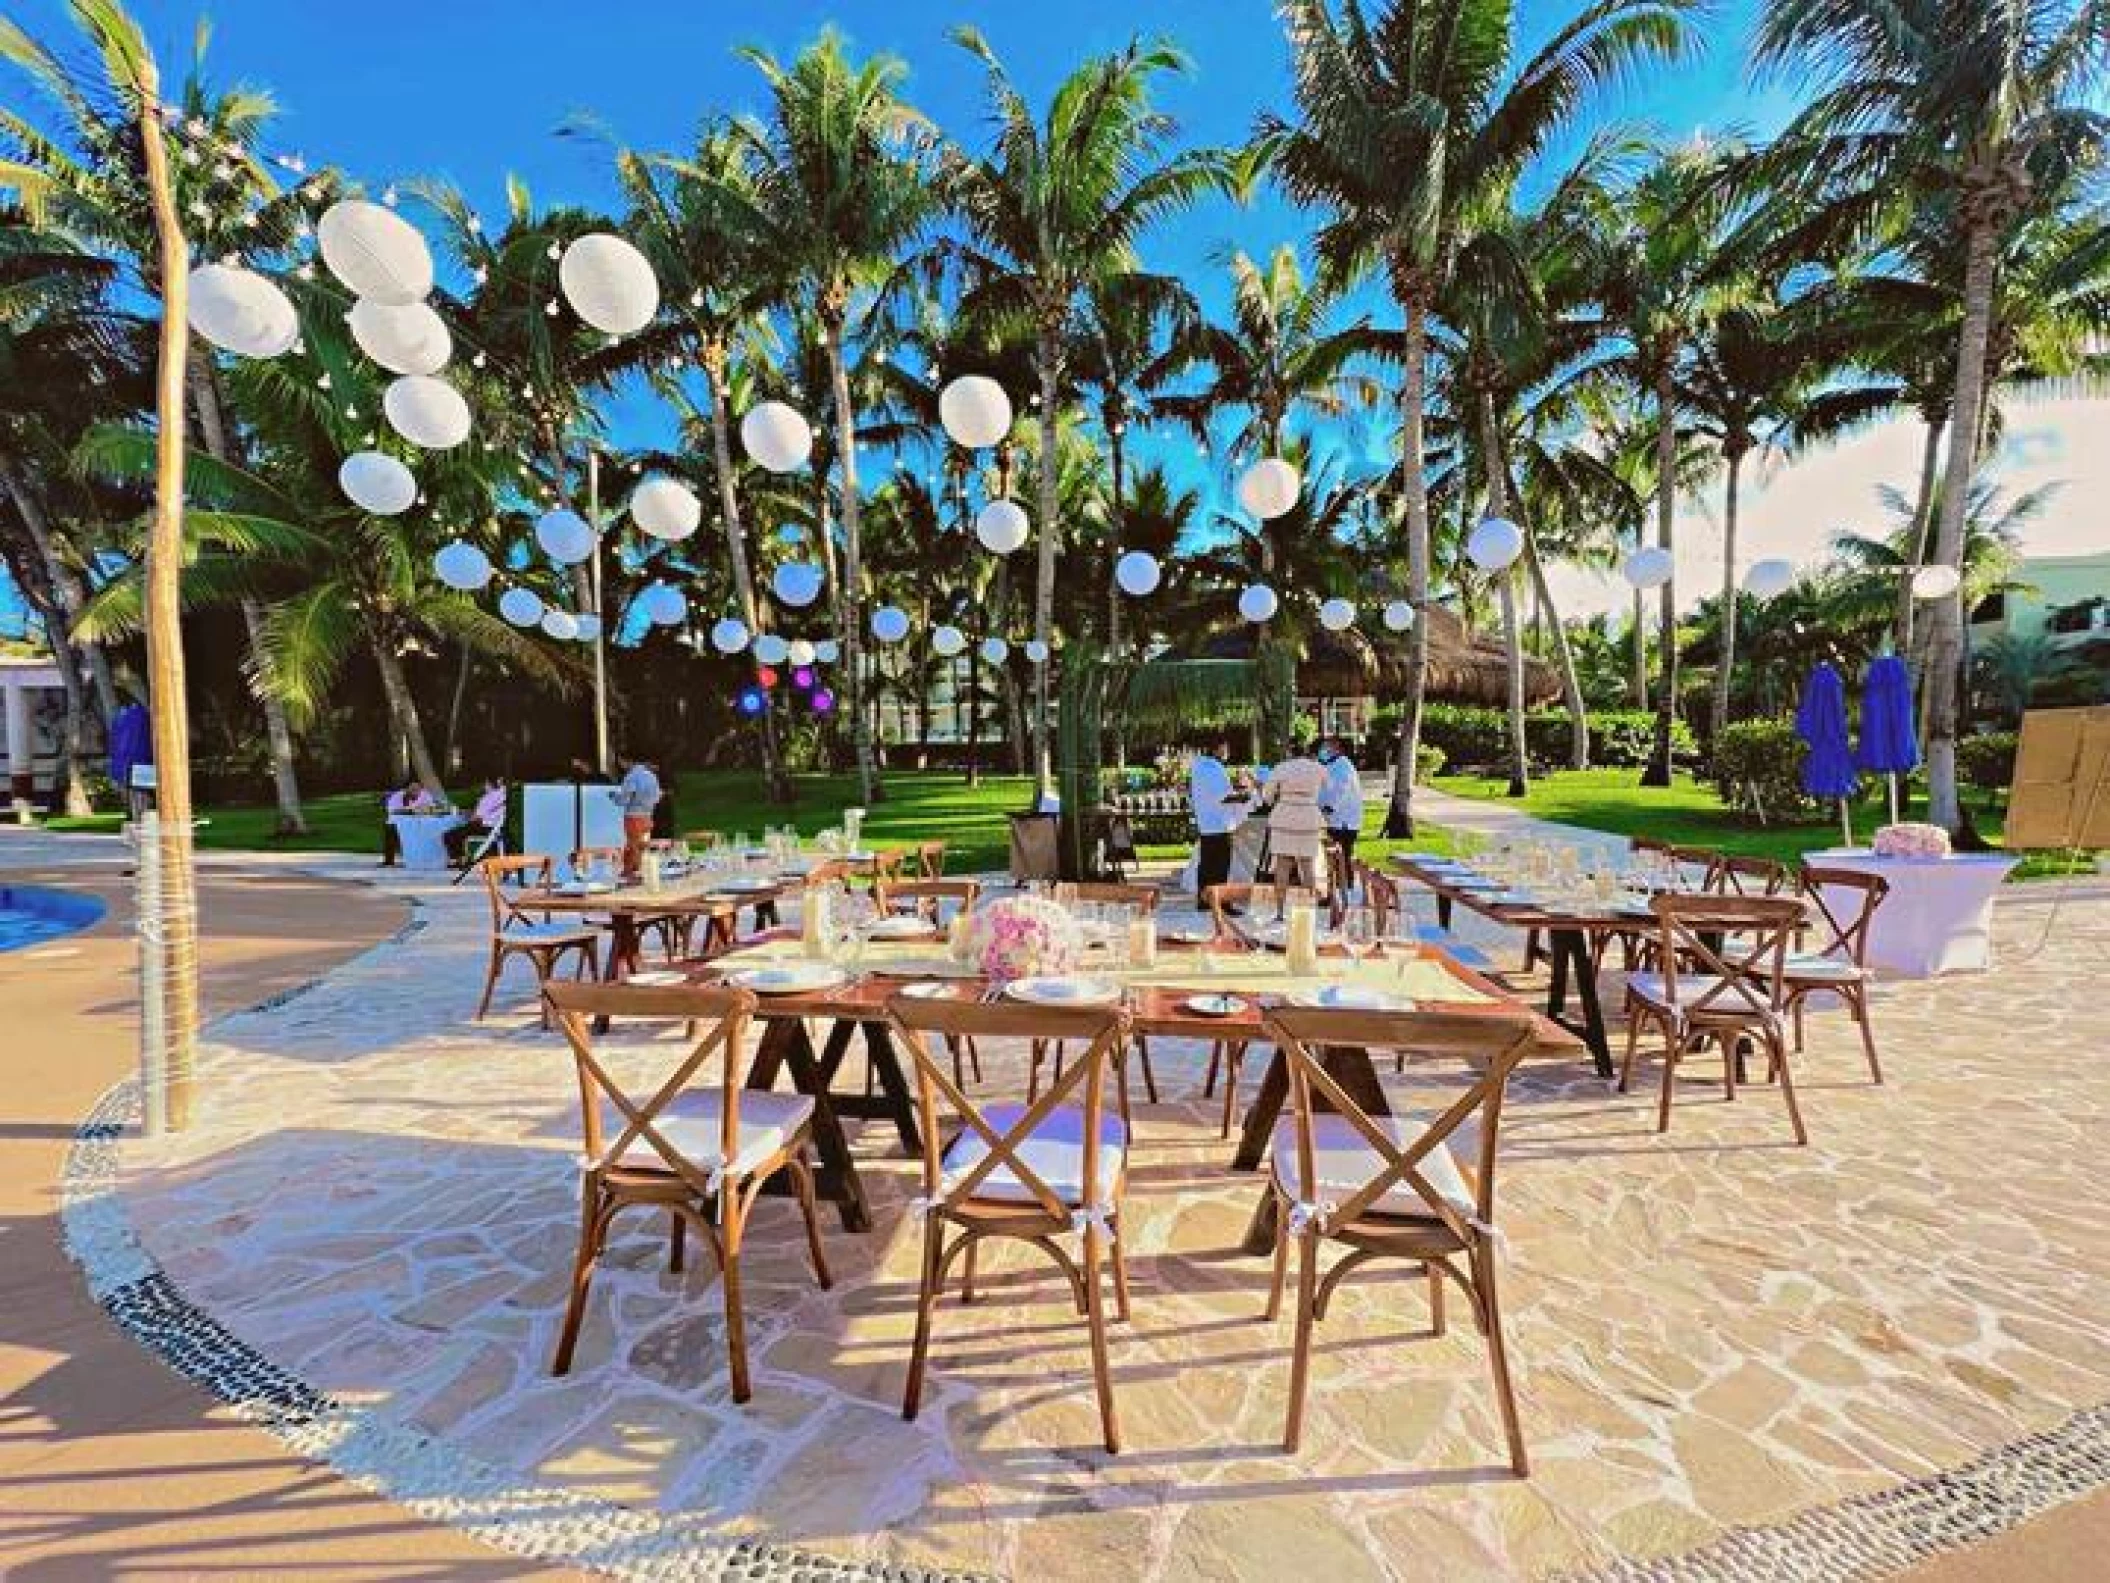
[{"left": 1341, "top": 904, "right": 1376, "bottom": 970}]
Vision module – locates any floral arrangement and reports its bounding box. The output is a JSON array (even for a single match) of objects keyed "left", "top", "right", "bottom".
[
  {"left": 968, "top": 895, "right": 1082, "bottom": 982},
  {"left": 1873, "top": 822, "right": 1952, "bottom": 859}
]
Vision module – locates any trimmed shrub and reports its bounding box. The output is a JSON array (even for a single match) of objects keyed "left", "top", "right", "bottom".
[
  {"left": 1710, "top": 718, "right": 1814, "bottom": 820},
  {"left": 1958, "top": 731, "right": 2019, "bottom": 795},
  {"left": 1368, "top": 703, "right": 1691, "bottom": 771}
]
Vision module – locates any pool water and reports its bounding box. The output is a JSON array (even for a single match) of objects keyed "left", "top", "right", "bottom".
[{"left": 0, "top": 885, "right": 105, "bottom": 951}]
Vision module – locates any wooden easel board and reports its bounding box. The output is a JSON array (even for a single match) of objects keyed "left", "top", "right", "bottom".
[{"left": 2006, "top": 707, "right": 2110, "bottom": 850}]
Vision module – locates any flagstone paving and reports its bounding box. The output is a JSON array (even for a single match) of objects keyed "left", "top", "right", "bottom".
[{"left": 57, "top": 852, "right": 2110, "bottom": 1580}]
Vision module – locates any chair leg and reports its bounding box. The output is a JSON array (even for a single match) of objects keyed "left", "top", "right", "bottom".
[
  {"left": 1852, "top": 987, "right": 1883, "bottom": 1084},
  {"left": 475, "top": 942, "right": 504, "bottom": 1021},
  {"left": 1264, "top": 1207, "right": 1291, "bottom": 1320},
  {"left": 551, "top": 1183, "right": 604, "bottom": 1376},
  {"left": 1475, "top": 1241, "right": 1530, "bottom": 1476},
  {"left": 1722, "top": 1031, "right": 1739, "bottom": 1104},
  {"left": 1793, "top": 998, "right": 1807, "bottom": 1052},
  {"left": 1202, "top": 1042, "right": 1221, "bottom": 1098},
  {"left": 1428, "top": 1262, "right": 1446, "bottom": 1336},
  {"left": 669, "top": 1211, "right": 686, "bottom": 1274},
  {"left": 1656, "top": 1033, "right": 1682, "bottom": 1134},
  {"left": 902, "top": 1222, "right": 943, "bottom": 1421},
  {"left": 1110, "top": 1232, "right": 1132, "bottom": 1322},
  {"left": 1080, "top": 1229, "right": 1120, "bottom": 1454},
  {"left": 1773, "top": 1032, "right": 1810, "bottom": 1146},
  {"left": 790, "top": 1150, "right": 832, "bottom": 1289},
  {"left": 960, "top": 1239, "right": 978, "bottom": 1305},
  {"left": 1133, "top": 1035, "right": 1159, "bottom": 1104},
  {"left": 719, "top": 1202, "right": 751, "bottom": 1404},
  {"left": 1025, "top": 1040, "right": 1043, "bottom": 1106},
  {"left": 1282, "top": 1230, "right": 1320, "bottom": 1453},
  {"left": 1617, "top": 1007, "right": 1643, "bottom": 1093}
]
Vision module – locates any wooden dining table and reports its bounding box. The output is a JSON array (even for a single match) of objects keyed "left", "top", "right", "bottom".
[{"left": 517, "top": 871, "right": 794, "bottom": 980}]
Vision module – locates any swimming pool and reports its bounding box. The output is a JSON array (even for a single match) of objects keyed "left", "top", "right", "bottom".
[{"left": 0, "top": 884, "right": 106, "bottom": 951}]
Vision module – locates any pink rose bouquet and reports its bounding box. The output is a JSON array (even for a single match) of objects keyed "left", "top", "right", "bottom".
[
  {"left": 969, "top": 895, "right": 1082, "bottom": 982},
  {"left": 1873, "top": 822, "right": 1952, "bottom": 859}
]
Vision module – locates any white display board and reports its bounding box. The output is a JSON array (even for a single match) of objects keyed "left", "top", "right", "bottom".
[{"left": 522, "top": 782, "right": 624, "bottom": 868}]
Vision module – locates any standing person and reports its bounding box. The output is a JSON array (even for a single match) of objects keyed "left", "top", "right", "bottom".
[
  {"left": 446, "top": 776, "right": 508, "bottom": 864},
  {"left": 614, "top": 752, "right": 663, "bottom": 880},
  {"left": 1258, "top": 748, "right": 1328, "bottom": 902},
  {"left": 1318, "top": 736, "right": 1363, "bottom": 900},
  {"left": 1189, "top": 741, "right": 1243, "bottom": 906}
]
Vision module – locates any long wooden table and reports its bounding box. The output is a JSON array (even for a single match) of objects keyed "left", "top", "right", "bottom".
[{"left": 518, "top": 873, "right": 787, "bottom": 979}]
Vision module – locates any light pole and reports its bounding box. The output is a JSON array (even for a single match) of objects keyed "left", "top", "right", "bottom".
[{"left": 585, "top": 448, "right": 611, "bottom": 777}]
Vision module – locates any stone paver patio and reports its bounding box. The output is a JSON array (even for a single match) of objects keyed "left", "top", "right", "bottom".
[{"left": 48, "top": 847, "right": 2110, "bottom": 1580}]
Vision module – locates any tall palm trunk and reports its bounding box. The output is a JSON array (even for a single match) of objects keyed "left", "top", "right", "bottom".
[
  {"left": 1641, "top": 355, "right": 1680, "bottom": 787},
  {"left": 2, "top": 464, "right": 118, "bottom": 727},
  {"left": 819, "top": 307, "right": 879, "bottom": 804},
  {"left": 1923, "top": 206, "right": 2001, "bottom": 833},
  {"left": 444, "top": 645, "right": 472, "bottom": 773},
  {"left": 187, "top": 356, "right": 308, "bottom": 832},
  {"left": 1478, "top": 391, "right": 1527, "bottom": 798},
  {"left": 702, "top": 348, "right": 791, "bottom": 803},
  {"left": 1710, "top": 444, "right": 1745, "bottom": 749},
  {"left": 1631, "top": 585, "right": 1648, "bottom": 706},
  {"left": 1381, "top": 281, "right": 1433, "bottom": 837},
  {"left": 1897, "top": 412, "right": 1945, "bottom": 662},
  {"left": 1106, "top": 428, "right": 1127, "bottom": 771},
  {"left": 1509, "top": 480, "right": 1588, "bottom": 770},
  {"left": 371, "top": 629, "right": 444, "bottom": 795},
  {"left": 1031, "top": 320, "right": 1063, "bottom": 799}
]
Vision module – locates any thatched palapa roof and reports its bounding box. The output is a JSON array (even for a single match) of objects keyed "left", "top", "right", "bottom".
[{"left": 1194, "top": 607, "right": 1560, "bottom": 709}]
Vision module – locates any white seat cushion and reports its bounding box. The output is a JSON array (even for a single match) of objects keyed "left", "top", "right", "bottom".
[
  {"left": 1269, "top": 1111, "right": 1480, "bottom": 1224},
  {"left": 1778, "top": 952, "right": 1866, "bottom": 984},
  {"left": 941, "top": 1102, "right": 1126, "bottom": 1207},
  {"left": 605, "top": 1087, "right": 813, "bottom": 1177},
  {"left": 1626, "top": 972, "right": 1779, "bottom": 1022},
  {"left": 500, "top": 920, "right": 597, "bottom": 945}
]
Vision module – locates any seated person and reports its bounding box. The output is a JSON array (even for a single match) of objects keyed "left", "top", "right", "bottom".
[
  {"left": 446, "top": 776, "right": 508, "bottom": 863},
  {"left": 380, "top": 777, "right": 431, "bottom": 867}
]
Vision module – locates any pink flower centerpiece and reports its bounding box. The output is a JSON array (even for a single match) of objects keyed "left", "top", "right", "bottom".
[
  {"left": 968, "top": 895, "right": 1082, "bottom": 983},
  {"left": 1872, "top": 821, "right": 1952, "bottom": 860}
]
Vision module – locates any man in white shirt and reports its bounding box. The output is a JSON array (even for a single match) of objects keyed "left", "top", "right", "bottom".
[
  {"left": 1188, "top": 742, "right": 1242, "bottom": 904},
  {"left": 1319, "top": 737, "right": 1364, "bottom": 896}
]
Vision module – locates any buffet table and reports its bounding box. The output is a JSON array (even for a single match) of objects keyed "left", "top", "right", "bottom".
[{"left": 1808, "top": 848, "right": 2019, "bottom": 977}]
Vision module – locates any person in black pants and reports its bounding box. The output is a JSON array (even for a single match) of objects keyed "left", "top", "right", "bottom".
[{"left": 1189, "top": 741, "right": 1243, "bottom": 907}]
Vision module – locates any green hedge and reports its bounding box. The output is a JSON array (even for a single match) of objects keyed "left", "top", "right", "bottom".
[
  {"left": 1366, "top": 703, "right": 1690, "bottom": 769},
  {"left": 1710, "top": 718, "right": 1815, "bottom": 820},
  {"left": 1958, "top": 731, "right": 2019, "bottom": 793}
]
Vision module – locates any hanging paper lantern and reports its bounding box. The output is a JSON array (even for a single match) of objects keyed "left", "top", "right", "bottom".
[
  {"left": 1742, "top": 558, "right": 1796, "bottom": 600},
  {"left": 431, "top": 540, "right": 491, "bottom": 591},
  {"left": 814, "top": 638, "right": 840, "bottom": 663},
  {"left": 791, "top": 665, "right": 816, "bottom": 689},
  {"left": 938, "top": 374, "right": 1013, "bottom": 449},
  {"left": 630, "top": 476, "right": 701, "bottom": 541},
  {"left": 1115, "top": 550, "right": 1161, "bottom": 597},
  {"left": 558, "top": 233, "right": 659, "bottom": 336},
  {"left": 187, "top": 263, "right": 299, "bottom": 358},
  {"left": 573, "top": 612, "right": 603, "bottom": 643},
  {"left": 540, "top": 608, "right": 580, "bottom": 641},
  {"left": 499, "top": 587, "right": 545, "bottom": 627},
  {"left": 338, "top": 450, "right": 416, "bottom": 515},
  {"left": 348, "top": 297, "right": 450, "bottom": 375},
  {"left": 754, "top": 633, "right": 790, "bottom": 666},
  {"left": 871, "top": 605, "right": 910, "bottom": 643},
  {"left": 931, "top": 624, "right": 966, "bottom": 658},
  {"left": 1466, "top": 517, "right": 1524, "bottom": 572},
  {"left": 979, "top": 636, "right": 1009, "bottom": 665},
  {"left": 317, "top": 198, "right": 433, "bottom": 305},
  {"left": 534, "top": 508, "right": 595, "bottom": 565},
  {"left": 1911, "top": 563, "right": 1961, "bottom": 601},
  {"left": 772, "top": 561, "right": 824, "bottom": 608},
  {"left": 787, "top": 638, "right": 818, "bottom": 667},
  {"left": 640, "top": 583, "right": 688, "bottom": 626},
  {"left": 741, "top": 401, "right": 813, "bottom": 473},
  {"left": 383, "top": 375, "right": 471, "bottom": 449},
  {"left": 1024, "top": 639, "right": 1050, "bottom": 664},
  {"left": 710, "top": 616, "right": 751, "bottom": 654},
  {"left": 1382, "top": 599, "right": 1416, "bottom": 632},
  {"left": 756, "top": 666, "right": 779, "bottom": 688},
  {"left": 810, "top": 687, "right": 836, "bottom": 714},
  {"left": 1238, "top": 583, "right": 1279, "bottom": 623},
  {"left": 975, "top": 498, "right": 1030, "bottom": 555},
  {"left": 1235, "top": 457, "right": 1301, "bottom": 520},
  {"left": 1623, "top": 545, "right": 1674, "bottom": 590},
  {"left": 1318, "top": 596, "right": 1355, "bottom": 632},
  {"left": 737, "top": 687, "right": 766, "bottom": 717}
]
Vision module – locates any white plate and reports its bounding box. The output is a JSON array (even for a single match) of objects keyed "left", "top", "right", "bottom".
[
  {"left": 730, "top": 962, "right": 849, "bottom": 995},
  {"left": 865, "top": 915, "right": 936, "bottom": 940},
  {"left": 558, "top": 879, "right": 617, "bottom": 896},
  {"left": 1167, "top": 927, "right": 1217, "bottom": 945},
  {"left": 899, "top": 981, "right": 957, "bottom": 1000},
  {"left": 626, "top": 969, "right": 686, "bottom": 987},
  {"left": 1184, "top": 993, "right": 1246, "bottom": 1017},
  {"left": 713, "top": 877, "right": 778, "bottom": 894},
  {"left": 1288, "top": 982, "right": 1406, "bottom": 1011},
  {"left": 1003, "top": 975, "right": 1123, "bottom": 1008}
]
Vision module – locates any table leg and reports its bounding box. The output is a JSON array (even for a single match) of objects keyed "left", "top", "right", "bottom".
[
  {"left": 1235, "top": 1048, "right": 1389, "bottom": 1255},
  {"left": 1553, "top": 929, "right": 1613, "bottom": 1079},
  {"left": 1548, "top": 933, "right": 1572, "bottom": 1017},
  {"left": 750, "top": 1018, "right": 870, "bottom": 1232},
  {"left": 1436, "top": 893, "right": 1454, "bottom": 931}
]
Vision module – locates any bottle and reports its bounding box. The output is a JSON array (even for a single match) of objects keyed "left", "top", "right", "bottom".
[
  {"left": 802, "top": 884, "right": 833, "bottom": 959},
  {"left": 1129, "top": 912, "right": 1158, "bottom": 969},
  {"left": 1286, "top": 894, "right": 1318, "bottom": 976}
]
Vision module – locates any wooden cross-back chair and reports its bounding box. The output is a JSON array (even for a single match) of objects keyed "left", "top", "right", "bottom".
[
  {"left": 543, "top": 981, "right": 831, "bottom": 1404},
  {"left": 1260, "top": 1004, "right": 1540, "bottom": 1469},
  {"left": 874, "top": 877, "right": 981, "bottom": 923},
  {"left": 1198, "top": 882, "right": 1272, "bottom": 1129},
  {"left": 916, "top": 840, "right": 948, "bottom": 880},
  {"left": 887, "top": 994, "right": 1133, "bottom": 1453},
  {"left": 1706, "top": 853, "right": 1793, "bottom": 898},
  {"left": 475, "top": 854, "right": 599, "bottom": 1025},
  {"left": 1782, "top": 864, "right": 1888, "bottom": 1084},
  {"left": 1028, "top": 884, "right": 1164, "bottom": 1108},
  {"left": 569, "top": 845, "right": 689, "bottom": 961},
  {"left": 1622, "top": 894, "right": 1810, "bottom": 1144},
  {"left": 1203, "top": 882, "right": 1264, "bottom": 939}
]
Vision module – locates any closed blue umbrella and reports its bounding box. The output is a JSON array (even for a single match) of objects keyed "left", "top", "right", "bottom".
[
  {"left": 1857, "top": 653, "right": 1918, "bottom": 823},
  {"left": 1795, "top": 662, "right": 1859, "bottom": 844}
]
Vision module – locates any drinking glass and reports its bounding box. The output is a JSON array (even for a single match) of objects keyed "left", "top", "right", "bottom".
[{"left": 1341, "top": 904, "right": 1376, "bottom": 968}]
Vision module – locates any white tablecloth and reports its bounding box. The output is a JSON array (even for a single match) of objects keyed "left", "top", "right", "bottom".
[
  {"left": 1809, "top": 848, "right": 2019, "bottom": 978},
  {"left": 391, "top": 812, "right": 462, "bottom": 871}
]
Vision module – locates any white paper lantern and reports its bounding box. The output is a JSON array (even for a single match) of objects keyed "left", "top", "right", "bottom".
[
  {"left": 931, "top": 624, "right": 966, "bottom": 658},
  {"left": 1115, "top": 550, "right": 1161, "bottom": 597},
  {"left": 1382, "top": 599, "right": 1416, "bottom": 632},
  {"left": 741, "top": 401, "right": 812, "bottom": 473},
  {"left": 317, "top": 199, "right": 433, "bottom": 305},
  {"left": 630, "top": 476, "right": 701, "bottom": 541},
  {"left": 1024, "top": 639, "right": 1050, "bottom": 664},
  {"left": 1318, "top": 596, "right": 1356, "bottom": 632},
  {"left": 787, "top": 638, "right": 818, "bottom": 667},
  {"left": 710, "top": 616, "right": 751, "bottom": 654},
  {"left": 1238, "top": 583, "right": 1279, "bottom": 623},
  {"left": 573, "top": 612, "right": 603, "bottom": 643},
  {"left": 978, "top": 636, "right": 1010, "bottom": 665},
  {"left": 348, "top": 297, "right": 450, "bottom": 375},
  {"left": 188, "top": 263, "right": 299, "bottom": 358},
  {"left": 814, "top": 639, "right": 840, "bottom": 663},
  {"left": 1911, "top": 563, "right": 1962, "bottom": 601},
  {"left": 975, "top": 498, "right": 1030, "bottom": 555},
  {"left": 1236, "top": 456, "right": 1301, "bottom": 520},
  {"left": 938, "top": 374, "right": 1013, "bottom": 449},
  {"left": 1466, "top": 516, "right": 1524, "bottom": 572},
  {"left": 754, "top": 634, "right": 791, "bottom": 666},
  {"left": 1742, "top": 558, "right": 1796, "bottom": 599},
  {"left": 871, "top": 605, "right": 910, "bottom": 643},
  {"left": 432, "top": 540, "right": 491, "bottom": 591},
  {"left": 640, "top": 583, "right": 688, "bottom": 626},
  {"left": 540, "top": 608, "right": 580, "bottom": 642},
  {"left": 383, "top": 375, "right": 471, "bottom": 450},
  {"left": 558, "top": 233, "right": 659, "bottom": 336},
  {"left": 1623, "top": 545, "right": 1674, "bottom": 590},
  {"left": 772, "top": 561, "right": 824, "bottom": 608},
  {"left": 499, "top": 587, "right": 545, "bottom": 627},
  {"left": 535, "top": 508, "right": 595, "bottom": 566},
  {"left": 338, "top": 450, "right": 416, "bottom": 515}
]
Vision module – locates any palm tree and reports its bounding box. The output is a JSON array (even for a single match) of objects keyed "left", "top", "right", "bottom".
[
  {"left": 1755, "top": 0, "right": 2110, "bottom": 827},
  {"left": 944, "top": 28, "right": 1225, "bottom": 794},
  {"left": 727, "top": 31, "right": 933, "bottom": 806},
  {"left": 1263, "top": 0, "right": 1698, "bottom": 832}
]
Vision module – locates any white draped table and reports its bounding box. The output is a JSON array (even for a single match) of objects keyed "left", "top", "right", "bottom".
[
  {"left": 390, "top": 811, "right": 462, "bottom": 871},
  {"left": 1809, "top": 848, "right": 2019, "bottom": 978}
]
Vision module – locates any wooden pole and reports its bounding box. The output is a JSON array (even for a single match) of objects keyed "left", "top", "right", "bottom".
[{"left": 137, "top": 75, "right": 201, "bottom": 1128}]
